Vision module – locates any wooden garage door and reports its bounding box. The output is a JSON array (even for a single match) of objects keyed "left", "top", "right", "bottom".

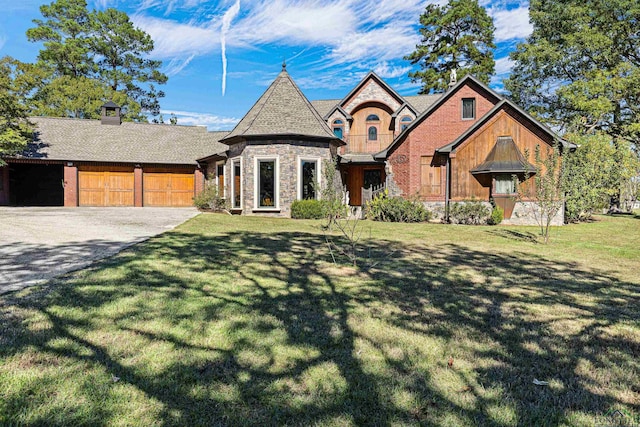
[
  {"left": 79, "top": 169, "right": 134, "bottom": 206},
  {"left": 143, "top": 172, "right": 194, "bottom": 207}
]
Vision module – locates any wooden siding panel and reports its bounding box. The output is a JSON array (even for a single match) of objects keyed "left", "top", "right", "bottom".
[{"left": 450, "top": 110, "right": 554, "bottom": 201}]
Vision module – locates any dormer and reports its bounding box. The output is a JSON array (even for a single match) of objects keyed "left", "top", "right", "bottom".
[{"left": 101, "top": 101, "right": 122, "bottom": 125}]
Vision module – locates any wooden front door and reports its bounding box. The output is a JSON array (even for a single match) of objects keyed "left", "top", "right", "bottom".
[
  {"left": 78, "top": 168, "right": 134, "bottom": 206},
  {"left": 143, "top": 172, "right": 194, "bottom": 207},
  {"left": 420, "top": 156, "right": 443, "bottom": 197}
]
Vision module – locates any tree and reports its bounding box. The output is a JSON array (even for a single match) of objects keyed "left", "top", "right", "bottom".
[
  {"left": 562, "top": 133, "right": 617, "bottom": 222},
  {"left": 506, "top": 0, "right": 640, "bottom": 142},
  {"left": 26, "top": 0, "right": 94, "bottom": 78},
  {"left": 90, "top": 8, "right": 167, "bottom": 119},
  {"left": 405, "top": 0, "right": 495, "bottom": 94},
  {"left": 518, "top": 142, "right": 564, "bottom": 244},
  {"left": 26, "top": 0, "right": 167, "bottom": 121},
  {"left": 0, "top": 57, "right": 33, "bottom": 165},
  {"left": 506, "top": 0, "right": 640, "bottom": 209}
]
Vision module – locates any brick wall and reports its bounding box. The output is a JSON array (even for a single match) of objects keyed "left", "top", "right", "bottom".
[{"left": 387, "top": 83, "right": 498, "bottom": 199}]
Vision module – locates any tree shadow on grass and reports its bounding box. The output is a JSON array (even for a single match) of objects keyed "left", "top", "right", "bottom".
[{"left": 0, "top": 227, "right": 638, "bottom": 426}]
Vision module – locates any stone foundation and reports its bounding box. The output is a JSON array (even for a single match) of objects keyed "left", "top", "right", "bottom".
[{"left": 420, "top": 200, "right": 564, "bottom": 226}]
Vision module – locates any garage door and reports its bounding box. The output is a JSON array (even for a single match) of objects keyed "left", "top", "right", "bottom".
[
  {"left": 79, "top": 169, "right": 134, "bottom": 206},
  {"left": 143, "top": 172, "right": 194, "bottom": 207}
]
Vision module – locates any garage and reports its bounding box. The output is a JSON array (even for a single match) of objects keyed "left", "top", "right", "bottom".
[
  {"left": 143, "top": 169, "right": 195, "bottom": 207},
  {"left": 9, "top": 163, "right": 64, "bottom": 206},
  {"left": 78, "top": 166, "right": 134, "bottom": 207}
]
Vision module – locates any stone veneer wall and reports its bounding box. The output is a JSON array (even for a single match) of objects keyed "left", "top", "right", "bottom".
[
  {"left": 421, "top": 200, "right": 564, "bottom": 226},
  {"left": 226, "top": 140, "right": 335, "bottom": 217},
  {"left": 343, "top": 80, "right": 401, "bottom": 113}
]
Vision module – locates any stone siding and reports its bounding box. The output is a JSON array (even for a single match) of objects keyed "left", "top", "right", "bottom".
[
  {"left": 226, "top": 140, "right": 334, "bottom": 217},
  {"left": 344, "top": 80, "right": 401, "bottom": 113},
  {"left": 503, "top": 202, "right": 564, "bottom": 226}
]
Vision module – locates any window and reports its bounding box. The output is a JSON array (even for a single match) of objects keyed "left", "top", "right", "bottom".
[
  {"left": 400, "top": 115, "right": 412, "bottom": 131},
  {"left": 216, "top": 163, "right": 225, "bottom": 197},
  {"left": 368, "top": 126, "right": 378, "bottom": 141},
  {"left": 299, "top": 159, "right": 319, "bottom": 200},
  {"left": 366, "top": 114, "right": 380, "bottom": 121},
  {"left": 332, "top": 119, "right": 344, "bottom": 139},
  {"left": 462, "top": 98, "right": 476, "bottom": 120},
  {"left": 363, "top": 169, "right": 382, "bottom": 189},
  {"left": 494, "top": 174, "right": 517, "bottom": 194},
  {"left": 231, "top": 159, "right": 242, "bottom": 209},
  {"left": 254, "top": 157, "right": 279, "bottom": 209}
]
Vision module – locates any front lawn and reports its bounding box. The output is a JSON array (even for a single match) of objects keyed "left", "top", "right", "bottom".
[{"left": 1, "top": 215, "right": 639, "bottom": 426}]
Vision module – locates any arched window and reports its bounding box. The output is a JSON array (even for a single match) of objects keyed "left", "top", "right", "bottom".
[
  {"left": 332, "top": 119, "right": 344, "bottom": 139},
  {"left": 366, "top": 114, "right": 380, "bottom": 121},
  {"left": 368, "top": 126, "right": 377, "bottom": 141},
  {"left": 400, "top": 115, "right": 412, "bottom": 131}
]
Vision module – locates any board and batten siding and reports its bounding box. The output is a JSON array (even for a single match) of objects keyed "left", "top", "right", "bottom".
[{"left": 449, "top": 109, "right": 555, "bottom": 201}]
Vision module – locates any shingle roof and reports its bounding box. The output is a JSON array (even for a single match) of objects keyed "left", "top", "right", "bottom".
[
  {"left": 310, "top": 99, "right": 340, "bottom": 118},
  {"left": 17, "top": 117, "right": 229, "bottom": 165},
  {"left": 221, "top": 69, "right": 337, "bottom": 143},
  {"left": 404, "top": 95, "right": 441, "bottom": 113}
]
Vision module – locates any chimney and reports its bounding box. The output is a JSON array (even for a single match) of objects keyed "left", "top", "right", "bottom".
[{"left": 101, "top": 101, "right": 122, "bottom": 125}]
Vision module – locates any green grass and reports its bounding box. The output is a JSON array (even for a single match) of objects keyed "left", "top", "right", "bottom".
[{"left": 1, "top": 214, "right": 639, "bottom": 426}]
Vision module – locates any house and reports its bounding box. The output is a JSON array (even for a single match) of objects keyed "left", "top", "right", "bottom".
[
  {"left": 0, "top": 64, "right": 572, "bottom": 225},
  {"left": 0, "top": 103, "right": 227, "bottom": 207}
]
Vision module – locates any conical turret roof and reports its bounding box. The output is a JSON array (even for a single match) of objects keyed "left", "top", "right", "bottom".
[{"left": 221, "top": 66, "right": 337, "bottom": 143}]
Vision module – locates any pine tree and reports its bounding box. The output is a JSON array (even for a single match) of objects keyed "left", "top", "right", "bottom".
[{"left": 405, "top": 0, "right": 495, "bottom": 94}]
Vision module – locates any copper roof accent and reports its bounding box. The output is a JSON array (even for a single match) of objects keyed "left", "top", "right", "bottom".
[
  {"left": 470, "top": 136, "right": 536, "bottom": 174},
  {"left": 221, "top": 69, "right": 338, "bottom": 144},
  {"left": 16, "top": 117, "right": 229, "bottom": 165}
]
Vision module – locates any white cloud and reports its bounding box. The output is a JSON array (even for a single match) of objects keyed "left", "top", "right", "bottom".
[
  {"left": 374, "top": 62, "right": 412, "bottom": 79},
  {"left": 494, "top": 56, "right": 515, "bottom": 75},
  {"left": 133, "top": 14, "right": 220, "bottom": 58},
  {"left": 163, "top": 54, "right": 196, "bottom": 77},
  {"left": 489, "top": 6, "right": 533, "bottom": 41},
  {"left": 162, "top": 110, "right": 239, "bottom": 130}
]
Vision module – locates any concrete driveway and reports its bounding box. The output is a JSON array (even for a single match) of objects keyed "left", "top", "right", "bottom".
[{"left": 0, "top": 207, "right": 199, "bottom": 295}]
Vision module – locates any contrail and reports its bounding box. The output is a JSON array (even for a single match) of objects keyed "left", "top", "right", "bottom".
[{"left": 221, "top": 0, "right": 240, "bottom": 96}]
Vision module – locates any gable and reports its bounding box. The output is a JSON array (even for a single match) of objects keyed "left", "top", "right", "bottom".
[
  {"left": 376, "top": 75, "right": 503, "bottom": 159},
  {"left": 342, "top": 74, "right": 404, "bottom": 114}
]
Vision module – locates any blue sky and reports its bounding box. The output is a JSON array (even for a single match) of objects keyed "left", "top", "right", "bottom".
[{"left": 0, "top": 0, "right": 532, "bottom": 130}]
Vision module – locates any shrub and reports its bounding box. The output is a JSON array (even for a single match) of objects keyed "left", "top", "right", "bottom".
[
  {"left": 193, "top": 182, "right": 227, "bottom": 211},
  {"left": 449, "top": 200, "right": 490, "bottom": 225},
  {"left": 366, "top": 192, "right": 432, "bottom": 222},
  {"left": 488, "top": 205, "right": 504, "bottom": 225},
  {"left": 291, "top": 199, "right": 326, "bottom": 219}
]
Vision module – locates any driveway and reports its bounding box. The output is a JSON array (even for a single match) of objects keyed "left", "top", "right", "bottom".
[{"left": 0, "top": 207, "right": 199, "bottom": 295}]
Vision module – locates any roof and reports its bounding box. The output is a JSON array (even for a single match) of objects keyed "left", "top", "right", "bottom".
[
  {"left": 470, "top": 136, "right": 536, "bottom": 174},
  {"left": 339, "top": 153, "right": 383, "bottom": 164},
  {"left": 374, "top": 74, "right": 504, "bottom": 160},
  {"left": 338, "top": 71, "right": 406, "bottom": 111},
  {"left": 16, "top": 117, "right": 229, "bottom": 165},
  {"left": 310, "top": 99, "right": 340, "bottom": 118},
  {"left": 404, "top": 95, "right": 441, "bottom": 113},
  {"left": 221, "top": 68, "right": 338, "bottom": 144},
  {"left": 102, "top": 101, "right": 119, "bottom": 108}
]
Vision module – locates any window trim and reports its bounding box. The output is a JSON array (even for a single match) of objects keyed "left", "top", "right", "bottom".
[
  {"left": 297, "top": 156, "right": 321, "bottom": 200},
  {"left": 462, "top": 98, "right": 476, "bottom": 120},
  {"left": 368, "top": 125, "right": 378, "bottom": 141},
  {"left": 332, "top": 119, "right": 344, "bottom": 139},
  {"left": 230, "top": 157, "right": 243, "bottom": 209},
  {"left": 400, "top": 115, "right": 412, "bottom": 131},
  {"left": 215, "top": 160, "right": 225, "bottom": 198},
  {"left": 253, "top": 155, "right": 280, "bottom": 211},
  {"left": 493, "top": 174, "right": 518, "bottom": 195}
]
